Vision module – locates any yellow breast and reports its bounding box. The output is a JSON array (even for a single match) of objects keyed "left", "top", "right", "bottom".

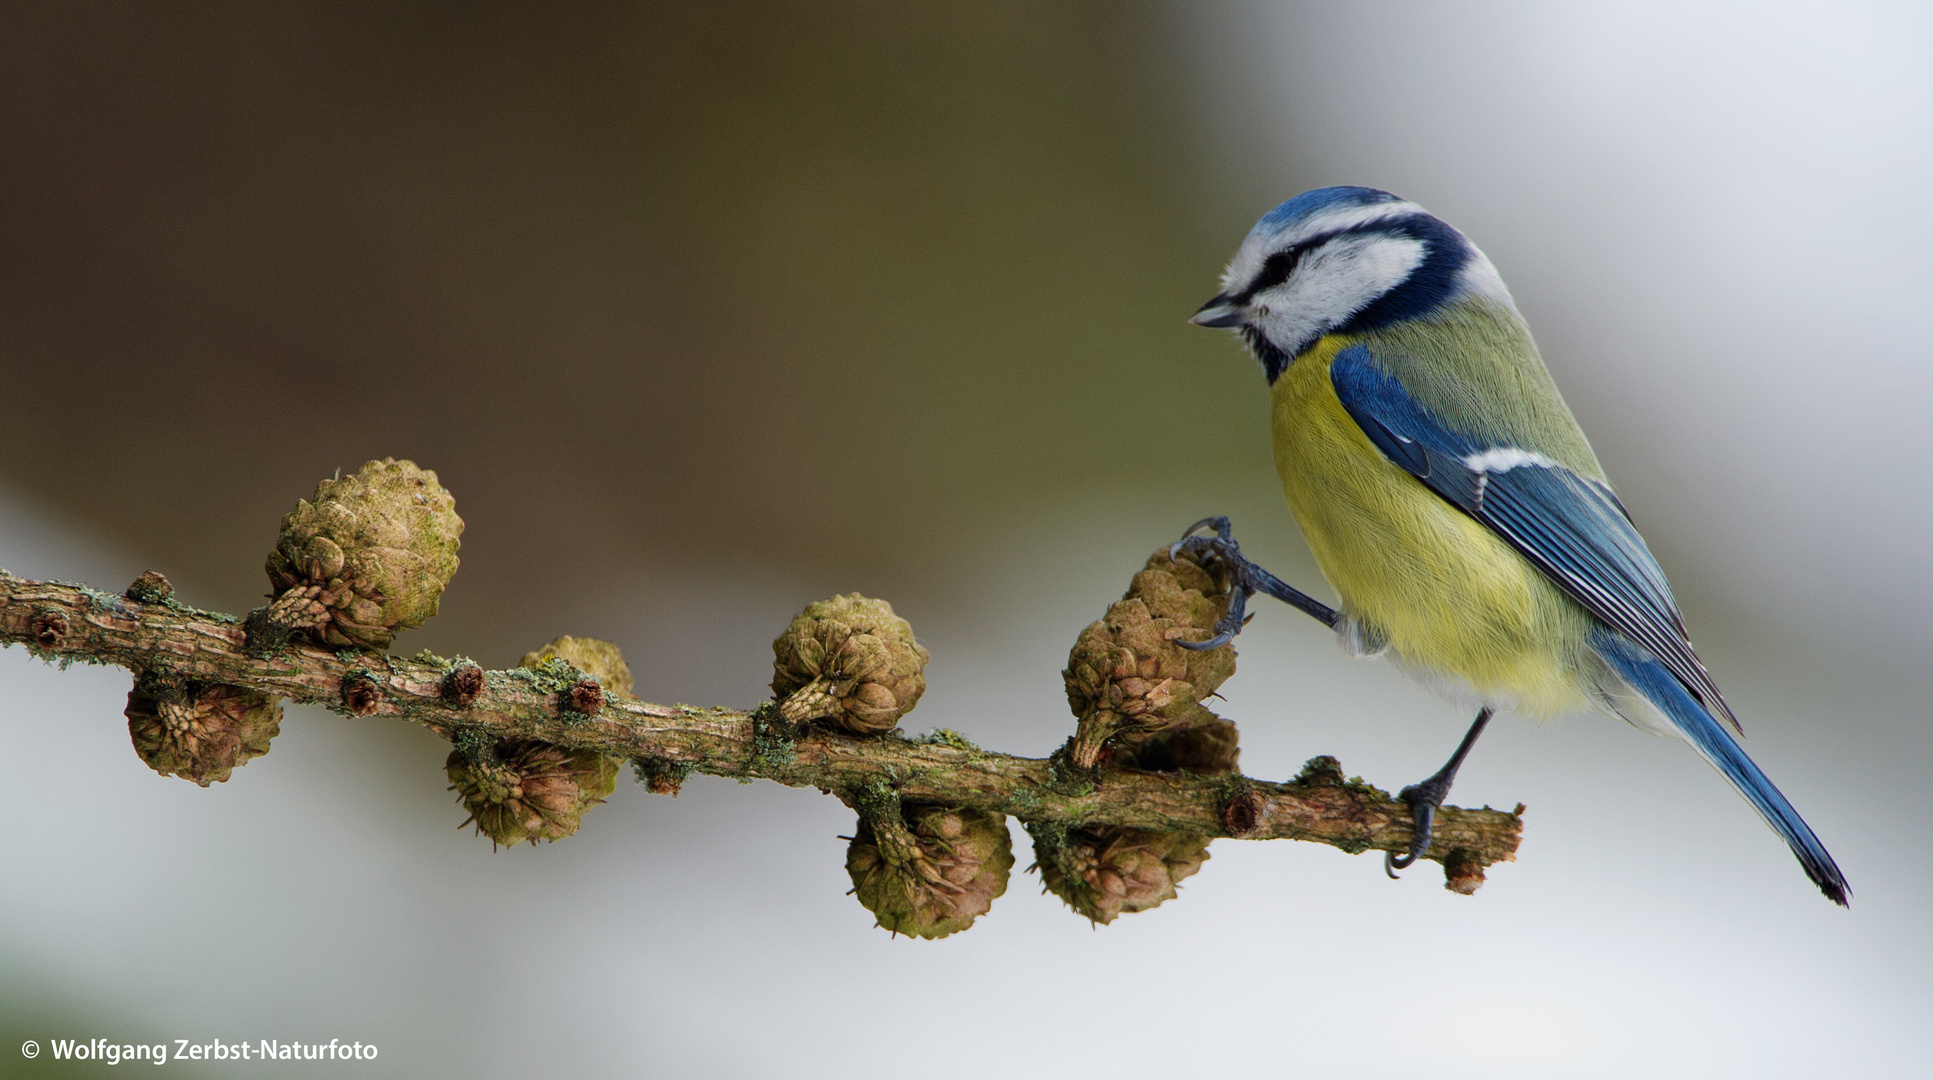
[{"left": 1272, "top": 335, "right": 1593, "bottom": 716}]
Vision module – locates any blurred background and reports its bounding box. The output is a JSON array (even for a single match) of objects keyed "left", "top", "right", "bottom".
[{"left": 3, "top": 2, "right": 1928, "bottom": 1076}]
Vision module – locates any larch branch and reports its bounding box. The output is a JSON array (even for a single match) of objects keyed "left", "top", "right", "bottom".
[{"left": 0, "top": 571, "right": 1522, "bottom": 887}]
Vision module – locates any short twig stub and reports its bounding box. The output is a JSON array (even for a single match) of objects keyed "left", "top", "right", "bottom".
[
  {"left": 30, "top": 609, "right": 69, "bottom": 649},
  {"left": 1221, "top": 788, "right": 1268, "bottom": 837},
  {"left": 442, "top": 662, "right": 485, "bottom": 707},
  {"left": 565, "top": 678, "right": 605, "bottom": 717},
  {"left": 340, "top": 674, "right": 383, "bottom": 716}
]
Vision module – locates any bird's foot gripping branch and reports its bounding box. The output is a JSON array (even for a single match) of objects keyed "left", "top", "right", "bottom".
[{"left": 0, "top": 459, "right": 1522, "bottom": 939}]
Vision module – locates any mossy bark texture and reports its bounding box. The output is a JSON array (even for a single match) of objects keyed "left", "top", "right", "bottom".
[{"left": 0, "top": 572, "right": 1521, "bottom": 884}]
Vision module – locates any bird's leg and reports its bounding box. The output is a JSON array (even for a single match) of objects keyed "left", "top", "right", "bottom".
[
  {"left": 1172, "top": 516, "right": 1338, "bottom": 651},
  {"left": 1385, "top": 707, "right": 1494, "bottom": 877},
  {"left": 1170, "top": 518, "right": 1491, "bottom": 874}
]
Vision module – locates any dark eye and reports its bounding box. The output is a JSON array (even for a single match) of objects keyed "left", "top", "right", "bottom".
[{"left": 1243, "top": 246, "right": 1306, "bottom": 301}]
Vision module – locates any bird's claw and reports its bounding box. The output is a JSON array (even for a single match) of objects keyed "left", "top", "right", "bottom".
[
  {"left": 1381, "top": 707, "right": 1493, "bottom": 880},
  {"left": 1171, "top": 519, "right": 1250, "bottom": 651},
  {"left": 1179, "top": 627, "right": 1236, "bottom": 652},
  {"left": 1383, "top": 777, "right": 1448, "bottom": 878},
  {"left": 1170, "top": 516, "right": 1339, "bottom": 648},
  {"left": 1177, "top": 583, "right": 1249, "bottom": 652}
]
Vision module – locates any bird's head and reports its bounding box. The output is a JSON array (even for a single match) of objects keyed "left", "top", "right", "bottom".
[{"left": 1192, "top": 186, "right": 1511, "bottom": 382}]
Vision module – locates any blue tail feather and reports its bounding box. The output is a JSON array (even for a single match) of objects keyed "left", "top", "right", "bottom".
[{"left": 1593, "top": 631, "right": 1850, "bottom": 906}]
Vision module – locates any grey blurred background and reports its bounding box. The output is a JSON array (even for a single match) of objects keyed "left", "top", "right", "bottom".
[{"left": 2, "top": 2, "right": 1927, "bottom": 1076}]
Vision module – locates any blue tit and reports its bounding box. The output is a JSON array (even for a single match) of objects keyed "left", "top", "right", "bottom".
[{"left": 1181, "top": 186, "right": 1848, "bottom": 905}]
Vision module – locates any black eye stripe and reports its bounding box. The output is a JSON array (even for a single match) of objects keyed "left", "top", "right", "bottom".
[
  {"left": 1231, "top": 213, "right": 1452, "bottom": 304},
  {"left": 1235, "top": 246, "right": 1308, "bottom": 303}
]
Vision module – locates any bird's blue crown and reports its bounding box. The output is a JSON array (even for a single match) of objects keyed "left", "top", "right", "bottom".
[{"left": 1252, "top": 186, "right": 1403, "bottom": 237}]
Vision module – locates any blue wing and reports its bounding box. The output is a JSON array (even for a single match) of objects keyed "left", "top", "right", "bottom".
[
  {"left": 1592, "top": 629, "right": 1849, "bottom": 903},
  {"left": 1330, "top": 346, "right": 1850, "bottom": 903},
  {"left": 1329, "top": 344, "right": 1739, "bottom": 732}
]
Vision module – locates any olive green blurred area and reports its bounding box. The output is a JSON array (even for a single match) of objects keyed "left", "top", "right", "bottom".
[
  {"left": 1, "top": 977, "right": 214, "bottom": 1080},
  {"left": 0, "top": 1, "right": 1266, "bottom": 631}
]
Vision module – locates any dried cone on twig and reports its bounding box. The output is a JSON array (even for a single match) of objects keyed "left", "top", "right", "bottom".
[
  {"left": 846, "top": 804, "right": 1013, "bottom": 939},
  {"left": 258, "top": 458, "right": 463, "bottom": 650},
  {"left": 126, "top": 679, "right": 283, "bottom": 786},
  {"left": 519, "top": 635, "right": 636, "bottom": 698},
  {"left": 1029, "top": 708, "right": 1232, "bottom": 924},
  {"left": 772, "top": 594, "right": 929, "bottom": 735},
  {"left": 1063, "top": 546, "right": 1238, "bottom": 767},
  {"left": 511, "top": 636, "right": 630, "bottom": 797},
  {"left": 447, "top": 739, "right": 618, "bottom": 848},
  {"left": 1033, "top": 826, "right": 1212, "bottom": 926}
]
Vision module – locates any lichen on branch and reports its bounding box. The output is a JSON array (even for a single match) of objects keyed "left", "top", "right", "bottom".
[{"left": 0, "top": 571, "right": 1522, "bottom": 888}]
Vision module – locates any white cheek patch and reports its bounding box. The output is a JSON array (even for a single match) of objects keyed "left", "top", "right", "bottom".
[
  {"left": 1462, "top": 447, "right": 1562, "bottom": 473},
  {"left": 1250, "top": 234, "right": 1424, "bottom": 350},
  {"left": 1311, "top": 234, "right": 1426, "bottom": 307}
]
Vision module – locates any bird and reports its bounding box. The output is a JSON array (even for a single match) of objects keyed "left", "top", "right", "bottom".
[{"left": 1177, "top": 185, "right": 1849, "bottom": 905}]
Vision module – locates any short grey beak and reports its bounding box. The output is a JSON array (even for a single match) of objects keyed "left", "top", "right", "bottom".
[{"left": 1189, "top": 293, "right": 1246, "bottom": 328}]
